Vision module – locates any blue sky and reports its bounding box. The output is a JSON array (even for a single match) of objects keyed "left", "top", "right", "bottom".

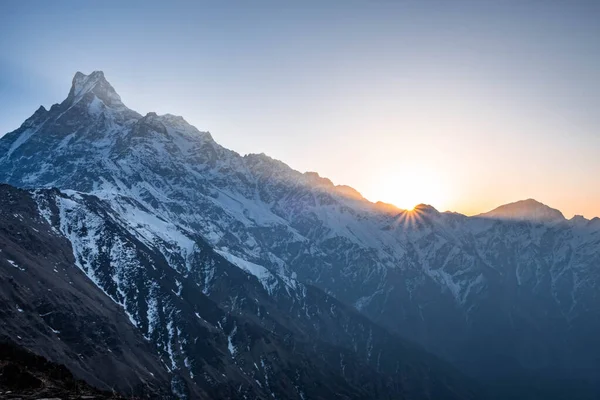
[{"left": 1, "top": 0, "right": 599, "bottom": 216}]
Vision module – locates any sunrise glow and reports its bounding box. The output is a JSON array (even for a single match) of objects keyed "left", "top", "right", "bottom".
[
  {"left": 0, "top": 1, "right": 598, "bottom": 220},
  {"left": 366, "top": 166, "right": 451, "bottom": 212}
]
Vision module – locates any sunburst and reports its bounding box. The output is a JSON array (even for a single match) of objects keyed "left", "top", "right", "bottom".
[{"left": 392, "top": 206, "right": 426, "bottom": 230}]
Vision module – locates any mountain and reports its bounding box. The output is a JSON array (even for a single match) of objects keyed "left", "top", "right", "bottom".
[
  {"left": 0, "top": 184, "right": 172, "bottom": 397},
  {"left": 1, "top": 70, "right": 599, "bottom": 398},
  {"left": 478, "top": 199, "right": 566, "bottom": 222},
  {"left": 0, "top": 72, "right": 481, "bottom": 398}
]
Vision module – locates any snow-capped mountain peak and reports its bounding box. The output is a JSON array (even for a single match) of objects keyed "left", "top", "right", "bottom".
[
  {"left": 69, "top": 71, "right": 117, "bottom": 100},
  {"left": 67, "top": 70, "right": 126, "bottom": 110},
  {"left": 478, "top": 198, "right": 565, "bottom": 222}
]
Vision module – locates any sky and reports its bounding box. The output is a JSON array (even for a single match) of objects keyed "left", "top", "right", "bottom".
[{"left": 1, "top": 0, "right": 599, "bottom": 218}]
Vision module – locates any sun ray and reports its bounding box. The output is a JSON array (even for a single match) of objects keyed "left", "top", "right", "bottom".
[{"left": 392, "top": 206, "right": 426, "bottom": 230}]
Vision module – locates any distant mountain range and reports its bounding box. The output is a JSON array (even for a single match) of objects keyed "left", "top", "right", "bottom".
[{"left": 0, "top": 71, "right": 598, "bottom": 399}]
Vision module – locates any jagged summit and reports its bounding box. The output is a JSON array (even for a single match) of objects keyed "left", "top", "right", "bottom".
[
  {"left": 478, "top": 198, "right": 565, "bottom": 222},
  {"left": 66, "top": 70, "right": 125, "bottom": 109}
]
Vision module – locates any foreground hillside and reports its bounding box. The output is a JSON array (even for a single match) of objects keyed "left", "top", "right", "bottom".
[
  {"left": 0, "top": 340, "right": 126, "bottom": 399},
  {"left": 0, "top": 183, "right": 479, "bottom": 399}
]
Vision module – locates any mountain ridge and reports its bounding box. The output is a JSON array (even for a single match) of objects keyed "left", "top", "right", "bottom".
[
  {"left": 0, "top": 71, "right": 484, "bottom": 399},
  {"left": 1, "top": 70, "right": 600, "bottom": 399},
  {"left": 7, "top": 70, "right": 588, "bottom": 220}
]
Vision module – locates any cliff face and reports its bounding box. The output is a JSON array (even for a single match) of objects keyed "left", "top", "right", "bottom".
[{"left": 0, "top": 184, "right": 173, "bottom": 397}]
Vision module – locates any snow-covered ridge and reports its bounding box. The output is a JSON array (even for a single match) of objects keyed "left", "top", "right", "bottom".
[
  {"left": 2, "top": 71, "right": 600, "bottom": 387},
  {"left": 3, "top": 71, "right": 599, "bottom": 314}
]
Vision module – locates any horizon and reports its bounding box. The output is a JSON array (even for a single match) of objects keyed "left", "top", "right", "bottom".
[
  {"left": 9, "top": 68, "right": 595, "bottom": 221},
  {"left": 2, "top": 1, "right": 599, "bottom": 218}
]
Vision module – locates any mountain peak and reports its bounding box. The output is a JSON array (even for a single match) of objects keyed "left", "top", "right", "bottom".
[
  {"left": 335, "top": 185, "right": 365, "bottom": 201},
  {"left": 413, "top": 203, "right": 440, "bottom": 217},
  {"left": 478, "top": 198, "right": 565, "bottom": 222},
  {"left": 67, "top": 70, "right": 124, "bottom": 108}
]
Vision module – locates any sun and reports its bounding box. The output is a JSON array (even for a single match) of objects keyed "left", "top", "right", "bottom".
[{"left": 369, "top": 167, "right": 449, "bottom": 211}]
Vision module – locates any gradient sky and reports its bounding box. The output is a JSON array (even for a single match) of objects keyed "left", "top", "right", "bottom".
[{"left": 1, "top": 0, "right": 599, "bottom": 217}]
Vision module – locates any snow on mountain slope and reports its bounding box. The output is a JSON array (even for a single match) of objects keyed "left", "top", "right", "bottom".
[
  {"left": 1, "top": 71, "right": 600, "bottom": 398},
  {"left": 477, "top": 198, "right": 566, "bottom": 222},
  {"left": 0, "top": 184, "right": 173, "bottom": 397},
  {"left": 20, "top": 186, "right": 480, "bottom": 399}
]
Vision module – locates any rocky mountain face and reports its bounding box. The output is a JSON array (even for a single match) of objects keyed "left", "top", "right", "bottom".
[
  {"left": 0, "top": 72, "right": 481, "bottom": 399},
  {"left": 0, "top": 70, "right": 599, "bottom": 398},
  {"left": 0, "top": 184, "right": 172, "bottom": 397},
  {"left": 0, "top": 184, "right": 479, "bottom": 399}
]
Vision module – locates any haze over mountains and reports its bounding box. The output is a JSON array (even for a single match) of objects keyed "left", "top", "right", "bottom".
[{"left": 1, "top": 71, "right": 599, "bottom": 399}]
